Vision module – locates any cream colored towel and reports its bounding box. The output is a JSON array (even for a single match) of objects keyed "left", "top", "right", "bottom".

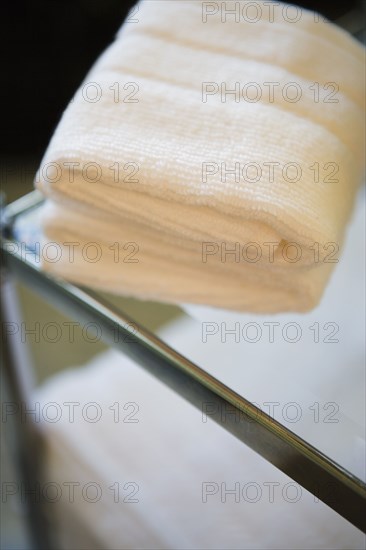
[{"left": 35, "top": 0, "right": 365, "bottom": 313}]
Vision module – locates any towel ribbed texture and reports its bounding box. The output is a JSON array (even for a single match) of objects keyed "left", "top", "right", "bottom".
[{"left": 35, "top": 0, "right": 365, "bottom": 312}]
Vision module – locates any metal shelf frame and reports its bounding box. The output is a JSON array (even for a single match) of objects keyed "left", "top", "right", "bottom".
[{"left": 1, "top": 191, "right": 366, "bottom": 545}]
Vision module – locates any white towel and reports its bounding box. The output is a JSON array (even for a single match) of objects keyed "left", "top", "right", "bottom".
[
  {"left": 33, "top": 341, "right": 365, "bottom": 550},
  {"left": 35, "top": 0, "right": 365, "bottom": 313}
]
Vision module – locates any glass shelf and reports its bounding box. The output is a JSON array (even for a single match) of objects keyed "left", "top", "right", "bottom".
[{"left": 1, "top": 190, "right": 365, "bottom": 533}]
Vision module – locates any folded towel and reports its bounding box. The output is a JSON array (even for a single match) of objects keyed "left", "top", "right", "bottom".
[{"left": 35, "top": 0, "right": 365, "bottom": 313}]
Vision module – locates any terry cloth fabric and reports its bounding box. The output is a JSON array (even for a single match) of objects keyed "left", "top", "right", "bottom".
[{"left": 35, "top": 0, "right": 365, "bottom": 313}]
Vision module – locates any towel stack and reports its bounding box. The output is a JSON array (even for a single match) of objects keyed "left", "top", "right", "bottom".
[{"left": 36, "top": 0, "right": 365, "bottom": 312}]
